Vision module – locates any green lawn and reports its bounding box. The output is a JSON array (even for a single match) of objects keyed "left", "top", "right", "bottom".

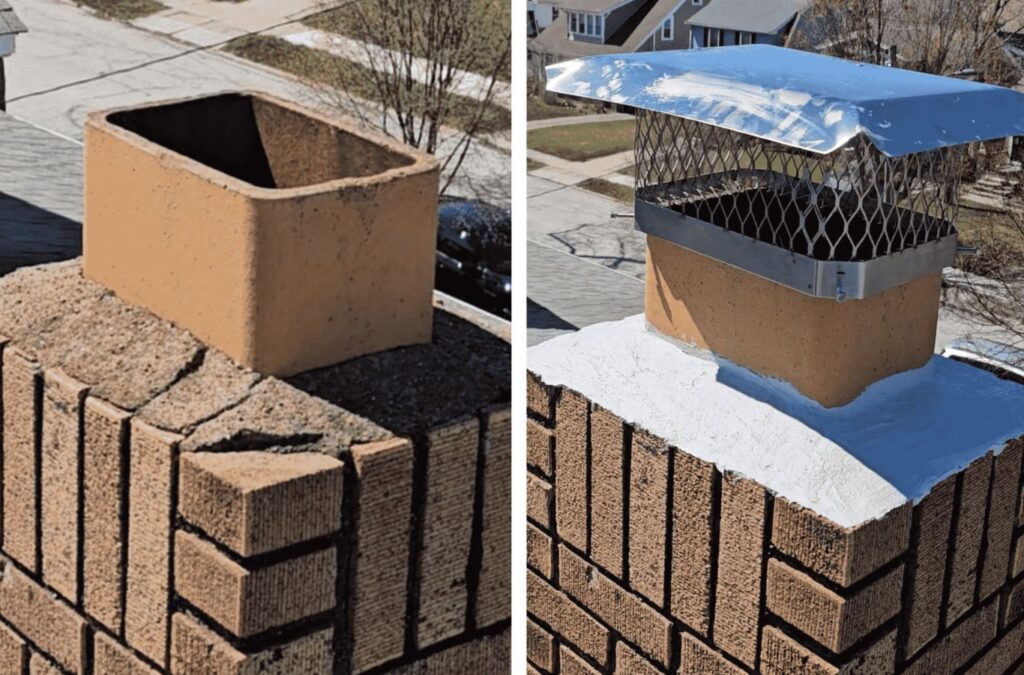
[
  {"left": 527, "top": 158, "right": 545, "bottom": 171},
  {"left": 527, "top": 96, "right": 593, "bottom": 121},
  {"left": 75, "top": 0, "right": 165, "bottom": 19},
  {"left": 577, "top": 178, "right": 633, "bottom": 204},
  {"left": 224, "top": 35, "right": 509, "bottom": 135},
  {"left": 527, "top": 120, "right": 636, "bottom": 162},
  {"left": 306, "top": 0, "right": 510, "bottom": 82}
]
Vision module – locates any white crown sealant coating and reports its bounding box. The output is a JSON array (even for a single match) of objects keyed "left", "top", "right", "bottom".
[{"left": 528, "top": 315, "right": 1024, "bottom": 528}]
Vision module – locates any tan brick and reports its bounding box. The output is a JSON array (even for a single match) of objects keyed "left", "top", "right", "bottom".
[
  {"left": 528, "top": 473, "right": 553, "bottom": 529},
  {"left": 980, "top": 440, "right": 1024, "bottom": 600},
  {"left": 561, "top": 646, "right": 600, "bottom": 675},
  {"left": 527, "top": 371, "right": 557, "bottom": 421},
  {"left": 947, "top": 453, "right": 994, "bottom": 624},
  {"left": 527, "top": 419, "right": 553, "bottom": 477},
  {"left": 765, "top": 558, "right": 902, "bottom": 653},
  {"left": 1006, "top": 574, "right": 1024, "bottom": 625},
  {"left": 714, "top": 473, "right": 768, "bottom": 668},
  {"left": 904, "top": 599, "right": 998, "bottom": 674},
  {"left": 615, "top": 641, "right": 662, "bottom": 674},
  {"left": 94, "top": 632, "right": 160, "bottom": 675},
  {"left": 1014, "top": 532, "right": 1024, "bottom": 577},
  {"left": 527, "top": 570, "right": 609, "bottom": 666},
  {"left": 349, "top": 438, "right": 414, "bottom": 673},
  {"left": 125, "top": 420, "right": 181, "bottom": 664},
  {"left": 174, "top": 530, "right": 335, "bottom": 638},
  {"left": 0, "top": 558, "right": 88, "bottom": 672},
  {"left": 527, "top": 522, "right": 553, "bottom": 579},
  {"left": 903, "top": 474, "right": 957, "bottom": 657},
  {"left": 178, "top": 451, "right": 344, "bottom": 557},
  {"left": 628, "top": 429, "right": 669, "bottom": 607},
  {"left": 416, "top": 417, "right": 479, "bottom": 647},
  {"left": 169, "top": 612, "right": 333, "bottom": 675},
  {"left": 40, "top": 369, "right": 88, "bottom": 603},
  {"left": 29, "top": 653, "right": 60, "bottom": 675},
  {"left": 389, "top": 628, "right": 509, "bottom": 673},
  {"left": 0, "top": 617, "right": 27, "bottom": 674},
  {"left": 555, "top": 390, "right": 589, "bottom": 552},
  {"left": 965, "top": 617, "right": 1024, "bottom": 674},
  {"left": 671, "top": 450, "right": 715, "bottom": 637},
  {"left": 560, "top": 545, "right": 672, "bottom": 667},
  {"left": 527, "top": 618, "right": 554, "bottom": 672},
  {"left": 2, "top": 348, "right": 40, "bottom": 573},
  {"left": 678, "top": 633, "right": 744, "bottom": 674},
  {"left": 476, "top": 407, "right": 511, "bottom": 628},
  {"left": 82, "top": 397, "right": 130, "bottom": 633},
  {"left": 772, "top": 498, "right": 911, "bottom": 588},
  {"left": 590, "top": 406, "right": 624, "bottom": 578},
  {"left": 760, "top": 625, "right": 897, "bottom": 674}
]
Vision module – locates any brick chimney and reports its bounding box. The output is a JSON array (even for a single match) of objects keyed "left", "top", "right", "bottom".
[
  {"left": 533, "top": 46, "right": 1024, "bottom": 674},
  {"left": 83, "top": 91, "right": 440, "bottom": 376}
]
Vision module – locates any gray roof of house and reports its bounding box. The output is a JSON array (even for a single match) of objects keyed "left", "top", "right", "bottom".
[
  {"left": 687, "top": 0, "right": 809, "bottom": 34},
  {"left": 0, "top": 0, "right": 27, "bottom": 36},
  {"left": 531, "top": 13, "right": 626, "bottom": 58},
  {"left": 558, "top": 0, "right": 631, "bottom": 12}
]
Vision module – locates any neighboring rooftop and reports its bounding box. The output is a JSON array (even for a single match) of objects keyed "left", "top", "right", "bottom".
[
  {"left": 529, "top": 314, "right": 1024, "bottom": 528},
  {"left": 687, "top": 0, "right": 808, "bottom": 33},
  {"left": 0, "top": 0, "right": 26, "bottom": 37},
  {"left": 531, "top": 0, "right": 683, "bottom": 57},
  {"left": 0, "top": 112, "right": 81, "bottom": 276}
]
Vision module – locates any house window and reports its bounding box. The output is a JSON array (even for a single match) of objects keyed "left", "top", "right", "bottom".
[
  {"left": 662, "top": 16, "right": 674, "bottom": 41},
  {"left": 568, "top": 11, "right": 603, "bottom": 38}
]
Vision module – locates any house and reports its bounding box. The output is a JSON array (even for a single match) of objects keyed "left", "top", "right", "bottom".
[
  {"left": 528, "top": 1, "right": 560, "bottom": 37},
  {"left": 0, "top": 0, "right": 27, "bottom": 111},
  {"left": 687, "top": 0, "right": 810, "bottom": 48},
  {"left": 529, "top": 0, "right": 714, "bottom": 80}
]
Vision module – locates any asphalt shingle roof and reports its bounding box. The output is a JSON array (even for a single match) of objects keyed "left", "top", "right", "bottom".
[
  {"left": 0, "top": 0, "right": 27, "bottom": 36},
  {"left": 687, "top": 0, "right": 808, "bottom": 34}
]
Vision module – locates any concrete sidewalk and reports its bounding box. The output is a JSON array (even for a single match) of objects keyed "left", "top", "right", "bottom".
[
  {"left": 131, "top": 0, "right": 314, "bottom": 46},
  {"left": 527, "top": 111, "right": 633, "bottom": 130},
  {"left": 278, "top": 27, "right": 511, "bottom": 109}
]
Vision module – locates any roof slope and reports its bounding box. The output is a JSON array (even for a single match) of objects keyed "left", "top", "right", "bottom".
[
  {"left": 687, "top": 0, "right": 809, "bottom": 34},
  {"left": 545, "top": 44, "right": 1024, "bottom": 156},
  {"left": 0, "top": 0, "right": 26, "bottom": 36},
  {"left": 531, "top": 0, "right": 681, "bottom": 56}
]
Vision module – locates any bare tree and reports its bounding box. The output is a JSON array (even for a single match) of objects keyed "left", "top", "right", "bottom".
[
  {"left": 793, "top": 0, "right": 1019, "bottom": 84},
  {"left": 948, "top": 208, "right": 1024, "bottom": 359},
  {"left": 313, "top": 0, "right": 510, "bottom": 195}
]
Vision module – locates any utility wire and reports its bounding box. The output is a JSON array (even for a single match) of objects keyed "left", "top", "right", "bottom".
[{"left": 8, "top": 0, "right": 356, "bottom": 104}]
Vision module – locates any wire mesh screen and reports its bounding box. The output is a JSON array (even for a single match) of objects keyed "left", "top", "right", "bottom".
[{"left": 634, "top": 109, "right": 964, "bottom": 263}]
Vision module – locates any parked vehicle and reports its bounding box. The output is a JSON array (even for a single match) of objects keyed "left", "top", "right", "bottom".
[
  {"left": 436, "top": 197, "right": 511, "bottom": 319},
  {"left": 941, "top": 338, "right": 1024, "bottom": 385}
]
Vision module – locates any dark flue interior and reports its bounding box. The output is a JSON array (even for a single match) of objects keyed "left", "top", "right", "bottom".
[
  {"left": 108, "top": 93, "right": 413, "bottom": 189},
  {"left": 659, "top": 188, "right": 951, "bottom": 262}
]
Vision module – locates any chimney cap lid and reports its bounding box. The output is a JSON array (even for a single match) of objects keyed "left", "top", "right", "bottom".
[{"left": 545, "top": 45, "right": 1024, "bottom": 157}]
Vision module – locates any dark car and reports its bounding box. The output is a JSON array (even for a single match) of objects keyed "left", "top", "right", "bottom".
[{"left": 436, "top": 197, "right": 511, "bottom": 319}]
